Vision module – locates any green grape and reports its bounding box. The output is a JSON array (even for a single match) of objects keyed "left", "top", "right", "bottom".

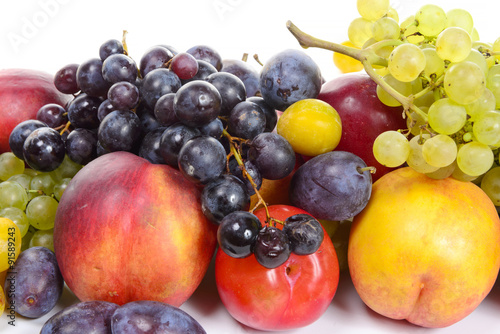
[
  {"left": 422, "top": 47, "right": 445, "bottom": 78},
  {"left": 388, "top": 43, "right": 426, "bottom": 82},
  {"left": 25, "top": 195, "right": 59, "bottom": 230},
  {"left": 357, "top": 0, "right": 389, "bottom": 21},
  {"left": 49, "top": 154, "right": 83, "bottom": 181},
  {"left": 21, "top": 226, "right": 36, "bottom": 252},
  {"left": 29, "top": 228, "right": 54, "bottom": 252},
  {"left": 466, "top": 88, "right": 496, "bottom": 119},
  {"left": 493, "top": 37, "right": 500, "bottom": 61},
  {"left": 421, "top": 134, "right": 458, "bottom": 168},
  {"left": 406, "top": 134, "right": 439, "bottom": 174},
  {"left": 414, "top": 4, "right": 447, "bottom": 37},
  {"left": 372, "top": 17, "right": 400, "bottom": 41},
  {"left": 428, "top": 98, "right": 467, "bottom": 135},
  {"left": 460, "top": 49, "right": 488, "bottom": 77},
  {"left": 0, "top": 207, "right": 30, "bottom": 237},
  {"left": 53, "top": 177, "right": 72, "bottom": 201},
  {"left": 470, "top": 27, "right": 480, "bottom": 42},
  {"left": 8, "top": 173, "right": 32, "bottom": 191},
  {"left": 0, "top": 152, "right": 25, "bottom": 181},
  {"left": 486, "top": 64, "right": 500, "bottom": 109},
  {"left": 376, "top": 73, "right": 413, "bottom": 107},
  {"left": 30, "top": 172, "right": 56, "bottom": 196},
  {"left": 406, "top": 108, "right": 428, "bottom": 136},
  {"left": 481, "top": 167, "right": 500, "bottom": 205},
  {"left": 445, "top": 8, "right": 474, "bottom": 33},
  {"left": 436, "top": 27, "right": 472, "bottom": 63},
  {"left": 452, "top": 163, "right": 479, "bottom": 182},
  {"left": 24, "top": 168, "right": 40, "bottom": 177},
  {"left": 473, "top": 110, "right": 500, "bottom": 145},
  {"left": 0, "top": 181, "right": 29, "bottom": 210},
  {"left": 456, "top": 141, "right": 494, "bottom": 176},
  {"left": 403, "top": 24, "right": 425, "bottom": 44},
  {"left": 373, "top": 130, "right": 410, "bottom": 168},
  {"left": 386, "top": 7, "right": 399, "bottom": 23},
  {"left": 348, "top": 17, "right": 373, "bottom": 48},
  {"left": 444, "top": 61, "right": 485, "bottom": 105},
  {"left": 425, "top": 162, "right": 456, "bottom": 180}
]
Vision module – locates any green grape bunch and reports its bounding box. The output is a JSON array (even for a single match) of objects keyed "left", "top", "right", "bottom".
[{"left": 286, "top": 0, "right": 500, "bottom": 206}]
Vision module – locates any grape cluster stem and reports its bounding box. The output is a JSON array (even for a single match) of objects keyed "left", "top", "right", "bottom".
[
  {"left": 285, "top": 20, "right": 430, "bottom": 129},
  {"left": 222, "top": 129, "right": 284, "bottom": 227}
]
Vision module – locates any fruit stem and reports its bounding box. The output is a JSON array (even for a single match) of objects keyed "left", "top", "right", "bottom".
[
  {"left": 253, "top": 54, "right": 264, "bottom": 66},
  {"left": 122, "top": 30, "right": 129, "bottom": 55},
  {"left": 222, "top": 129, "right": 272, "bottom": 221},
  {"left": 59, "top": 121, "right": 71, "bottom": 136},
  {"left": 357, "top": 166, "right": 377, "bottom": 174},
  {"left": 286, "top": 20, "right": 429, "bottom": 122}
]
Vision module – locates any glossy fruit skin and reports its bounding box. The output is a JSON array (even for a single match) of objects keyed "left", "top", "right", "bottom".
[
  {"left": 317, "top": 73, "right": 406, "bottom": 181},
  {"left": 215, "top": 205, "right": 339, "bottom": 331},
  {"left": 54, "top": 151, "right": 217, "bottom": 307},
  {"left": 349, "top": 167, "right": 500, "bottom": 328},
  {"left": 0, "top": 69, "right": 70, "bottom": 154}
]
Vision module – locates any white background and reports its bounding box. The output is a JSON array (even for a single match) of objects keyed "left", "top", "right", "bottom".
[{"left": 2, "top": 0, "right": 500, "bottom": 333}]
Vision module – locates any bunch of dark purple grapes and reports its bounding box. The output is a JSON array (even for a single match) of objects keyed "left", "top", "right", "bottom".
[{"left": 217, "top": 211, "right": 325, "bottom": 269}]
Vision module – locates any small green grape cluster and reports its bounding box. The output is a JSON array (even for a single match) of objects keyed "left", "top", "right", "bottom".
[
  {"left": 0, "top": 152, "right": 82, "bottom": 252},
  {"left": 348, "top": 1, "right": 500, "bottom": 183}
]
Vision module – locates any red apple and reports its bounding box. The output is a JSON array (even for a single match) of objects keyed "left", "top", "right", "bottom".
[
  {"left": 0, "top": 68, "right": 71, "bottom": 154},
  {"left": 317, "top": 73, "right": 407, "bottom": 181},
  {"left": 215, "top": 205, "right": 339, "bottom": 331},
  {"left": 53, "top": 151, "right": 217, "bottom": 307}
]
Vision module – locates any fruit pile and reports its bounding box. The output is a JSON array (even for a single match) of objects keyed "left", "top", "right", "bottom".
[
  {"left": 288, "top": 0, "right": 500, "bottom": 198},
  {"left": 1, "top": 0, "right": 500, "bottom": 332}
]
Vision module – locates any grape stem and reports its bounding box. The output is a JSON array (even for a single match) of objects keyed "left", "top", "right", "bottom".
[
  {"left": 222, "top": 129, "right": 272, "bottom": 222},
  {"left": 285, "top": 20, "right": 429, "bottom": 123}
]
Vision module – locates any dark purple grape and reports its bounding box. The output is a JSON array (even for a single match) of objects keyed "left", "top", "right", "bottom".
[
  {"left": 5, "top": 247, "right": 63, "bottom": 318},
  {"left": 170, "top": 52, "right": 199, "bottom": 80},
  {"left": 54, "top": 63, "right": 80, "bottom": 94},
  {"left": 139, "top": 45, "right": 174, "bottom": 78},
  {"left": 181, "top": 60, "right": 218, "bottom": 84},
  {"left": 40, "top": 300, "right": 119, "bottom": 334},
  {"left": 102, "top": 54, "right": 138, "bottom": 84},
  {"left": 65, "top": 128, "right": 98, "bottom": 165},
  {"left": 154, "top": 92, "right": 178, "bottom": 126},
  {"left": 96, "top": 140, "right": 111, "bottom": 157},
  {"left": 23, "top": 127, "right": 66, "bottom": 172},
  {"left": 248, "top": 132, "right": 295, "bottom": 180},
  {"left": 201, "top": 174, "right": 250, "bottom": 224},
  {"left": 227, "top": 101, "right": 266, "bottom": 140},
  {"left": 97, "top": 110, "right": 142, "bottom": 152},
  {"left": 173, "top": 80, "right": 222, "bottom": 127},
  {"left": 186, "top": 45, "right": 222, "bottom": 71},
  {"left": 178, "top": 135, "right": 226, "bottom": 184},
  {"left": 206, "top": 72, "right": 246, "bottom": 116},
  {"left": 228, "top": 157, "right": 262, "bottom": 195},
  {"left": 246, "top": 96, "right": 277, "bottom": 132},
  {"left": 99, "top": 39, "right": 124, "bottom": 60},
  {"left": 67, "top": 93, "right": 101, "bottom": 129},
  {"left": 159, "top": 123, "right": 201, "bottom": 166},
  {"left": 217, "top": 211, "right": 262, "bottom": 258},
  {"left": 111, "top": 300, "right": 206, "bottom": 334},
  {"left": 97, "top": 99, "right": 119, "bottom": 122},
  {"left": 259, "top": 49, "right": 322, "bottom": 111},
  {"left": 36, "top": 103, "right": 67, "bottom": 129},
  {"left": 198, "top": 118, "right": 223, "bottom": 139},
  {"left": 290, "top": 151, "right": 372, "bottom": 221},
  {"left": 138, "top": 106, "right": 162, "bottom": 137},
  {"left": 140, "top": 68, "right": 181, "bottom": 109},
  {"left": 107, "top": 81, "right": 140, "bottom": 110},
  {"left": 76, "top": 58, "right": 112, "bottom": 98},
  {"left": 254, "top": 226, "right": 291, "bottom": 269},
  {"left": 221, "top": 59, "right": 260, "bottom": 97},
  {"left": 8, "top": 119, "right": 48, "bottom": 159},
  {"left": 138, "top": 127, "right": 167, "bottom": 164},
  {"left": 283, "top": 214, "right": 324, "bottom": 255}
]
